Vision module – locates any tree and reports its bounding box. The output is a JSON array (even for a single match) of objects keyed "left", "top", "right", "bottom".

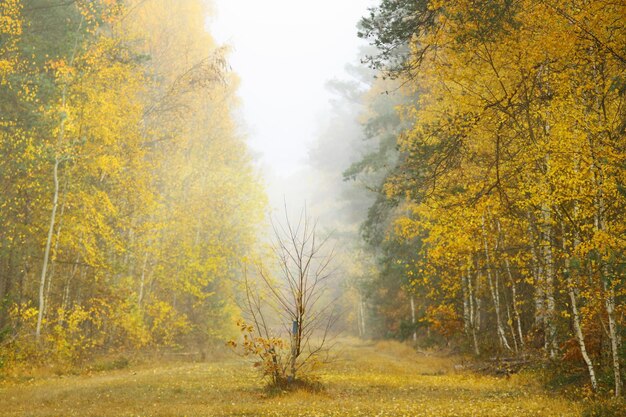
[
  {"left": 355, "top": 0, "right": 625, "bottom": 395},
  {"left": 236, "top": 207, "right": 336, "bottom": 386},
  {"left": 1, "top": 0, "right": 266, "bottom": 368}
]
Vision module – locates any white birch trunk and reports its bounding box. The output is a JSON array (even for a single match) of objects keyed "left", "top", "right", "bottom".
[
  {"left": 481, "top": 215, "right": 512, "bottom": 352},
  {"left": 505, "top": 258, "right": 525, "bottom": 350},
  {"left": 467, "top": 266, "right": 480, "bottom": 355},
  {"left": 36, "top": 16, "right": 83, "bottom": 344},
  {"left": 497, "top": 220, "right": 524, "bottom": 351},
  {"left": 541, "top": 203, "right": 557, "bottom": 358},
  {"left": 359, "top": 295, "right": 366, "bottom": 338},
  {"left": 595, "top": 202, "right": 622, "bottom": 396},
  {"left": 560, "top": 217, "right": 598, "bottom": 391},
  {"left": 410, "top": 294, "right": 417, "bottom": 342},
  {"left": 462, "top": 272, "right": 470, "bottom": 335},
  {"left": 568, "top": 275, "right": 598, "bottom": 391},
  {"left": 43, "top": 178, "right": 68, "bottom": 320},
  {"left": 138, "top": 252, "right": 149, "bottom": 308},
  {"left": 604, "top": 284, "right": 622, "bottom": 396},
  {"left": 36, "top": 157, "right": 59, "bottom": 343}
]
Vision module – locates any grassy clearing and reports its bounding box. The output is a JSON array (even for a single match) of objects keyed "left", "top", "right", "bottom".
[{"left": 1, "top": 339, "right": 583, "bottom": 416}]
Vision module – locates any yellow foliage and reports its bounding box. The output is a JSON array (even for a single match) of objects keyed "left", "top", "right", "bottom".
[{"left": 0, "top": 0, "right": 265, "bottom": 369}]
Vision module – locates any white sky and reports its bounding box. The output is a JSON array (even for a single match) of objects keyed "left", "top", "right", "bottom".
[{"left": 210, "top": 0, "right": 374, "bottom": 180}]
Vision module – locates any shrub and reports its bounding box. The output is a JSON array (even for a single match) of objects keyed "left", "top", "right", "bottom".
[{"left": 228, "top": 319, "right": 290, "bottom": 385}]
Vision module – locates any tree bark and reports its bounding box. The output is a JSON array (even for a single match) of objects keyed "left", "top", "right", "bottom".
[
  {"left": 541, "top": 202, "right": 557, "bottom": 358},
  {"left": 36, "top": 15, "right": 83, "bottom": 345},
  {"left": 138, "top": 252, "right": 149, "bottom": 308},
  {"left": 497, "top": 219, "right": 525, "bottom": 351},
  {"left": 410, "top": 294, "right": 417, "bottom": 342},
  {"left": 36, "top": 157, "right": 59, "bottom": 343},
  {"left": 482, "top": 214, "right": 512, "bottom": 352},
  {"left": 567, "top": 274, "right": 598, "bottom": 391},
  {"left": 43, "top": 177, "right": 68, "bottom": 321},
  {"left": 596, "top": 205, "right": 622, "bottom": 397},
  {"left": 462, "top": 271, "right": 470, "bottom": 335},
  {"left": 603, "top": 282, "right": 622, "bottom": 396},
  {"left": 358, "top": 292, "right": 366, "bottom": 338},
  {"left": 466, "top": 266, "right": 480, "bottom": 355}
]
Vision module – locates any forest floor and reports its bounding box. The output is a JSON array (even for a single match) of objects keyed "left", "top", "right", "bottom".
[{"left": 1, "top": 339, "right": 583, "bottom": 417}]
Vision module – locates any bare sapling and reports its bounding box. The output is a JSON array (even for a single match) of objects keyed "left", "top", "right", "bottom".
[{"left": 230, "top": 207, "right": 337, "bottom": 388}]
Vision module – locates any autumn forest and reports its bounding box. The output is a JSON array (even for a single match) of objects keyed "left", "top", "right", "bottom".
[{"left": 1, "top": 1, "right": 625, "bottom": 416}]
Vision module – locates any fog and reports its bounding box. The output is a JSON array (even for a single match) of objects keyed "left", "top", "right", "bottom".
[{"left": 210, "top": 0, "right": 376, "bottom": 225}]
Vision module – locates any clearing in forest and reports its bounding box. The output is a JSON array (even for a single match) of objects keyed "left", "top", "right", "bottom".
[{"left": 1, "top": 339, "right": 580, "bottom": 417}]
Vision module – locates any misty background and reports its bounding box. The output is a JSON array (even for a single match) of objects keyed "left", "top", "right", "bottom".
[{"left": 210, "top": 0, "right": 378, "bottom": 234}]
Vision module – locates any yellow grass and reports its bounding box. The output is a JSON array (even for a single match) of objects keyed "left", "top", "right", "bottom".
[{"left": 1, "top": 339, "right": 581, "bottom": 416}]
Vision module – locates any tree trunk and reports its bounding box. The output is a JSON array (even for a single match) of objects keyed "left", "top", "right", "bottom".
[
  {"left": 541, "top": 203, "right": 557, "bottom": 358},
  {"left": 462, "top": 271, "right": 470, "bottom": 335},
  {"left": 591, "top": 137, "right": 622, "bottom": 396},
  {"left": 596, "top": 207, "right": 622, "bottom": 397},
  {"left": 36, "top": 157, "right": 60, "bottom": 343},
  {"left": 466, "top": 266, "right": 480, "bottom": 355},
  {"left": 559, "top": 217, "right": 598, "bottom": 391},
  {"left": 505, "top": 303, "right": 519, "bottom": 353},
  {"left": 482, "top": 215, "right": 512, "bottom": 352},
  {"left": 410, "top": 294, "right": 417, "bottom": 343},
  {"left": 357, "top": 293, "right": 366, "bottom": 338},
  {"left": 568, "top": 274, "right": 598, "bottom": 391},
  {"left": 138, "top": 252, "right": 149, "bottom": 308},
  {"left": 603, "top": 282, "right": 622, "bottom": 396},
  {"left": 506, "top": 260, "right": 524, "bottom": 349},
  {"left": 36, "top": 16, "right": 82, "bottom": 344},
  {"left": 474, "top": 261, "right": 482, "bottom": 333},
  {"left": 497, "top": 220, "right": 525, "bottom": 350},
  {"left": 43, "top": 177, "right": 68, "bottom": 321}
]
